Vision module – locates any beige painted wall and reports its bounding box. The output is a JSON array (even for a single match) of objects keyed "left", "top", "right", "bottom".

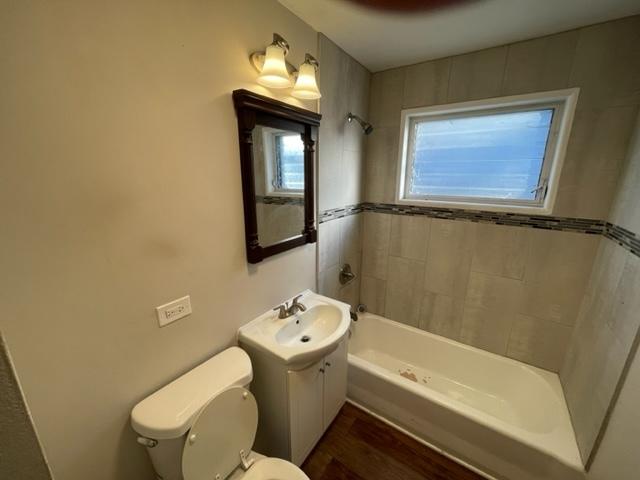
[
  {"left": 0, "top": 333, "right": 53, "bottom": 480},
  {"left": 562, "top": 111, "right": 640, "bottom": 464},
  {"left": 358, "top": 15, "right": 640, "bottom": 372},
  {"left": 317, "top": 35, "right": 370, "bottom": 307},
  {"left": 0, "top": 1, "right": 318, "bottom": 479}
]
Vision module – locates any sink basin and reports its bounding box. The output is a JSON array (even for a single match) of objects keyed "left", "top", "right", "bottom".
[{"left": 238, "top": 291, "right": 351, "bottom": 369}]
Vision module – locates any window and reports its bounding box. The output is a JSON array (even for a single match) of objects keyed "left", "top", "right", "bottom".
[
  {"left": 397, "top": 89, "right": 579, "bottom": 213},
  {"left": 273, "top": 134, "right": 304, "bottom": 191},
  {"left": 262, "top": 129, "right": 304, "bottom": 196}
]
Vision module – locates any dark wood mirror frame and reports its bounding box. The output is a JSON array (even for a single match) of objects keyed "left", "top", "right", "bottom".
[{"left": 232, "top": 89, "right": 321, "bottom": 264}]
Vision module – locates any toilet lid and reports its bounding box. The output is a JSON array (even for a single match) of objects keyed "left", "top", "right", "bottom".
[
  {"left": 182, "top": 386, "right": 258, "bottom": 480},
  {"left": 240, "top": 458, "right": 310, "bottom": 480}
]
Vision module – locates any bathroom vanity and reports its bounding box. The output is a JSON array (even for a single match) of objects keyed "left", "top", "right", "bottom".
[{"left": 237, "top": 291, "right": 351, "bottom": 465}]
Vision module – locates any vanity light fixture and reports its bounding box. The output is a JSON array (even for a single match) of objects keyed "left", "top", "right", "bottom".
[
  {"left": 250, "top": 33, "right": 294, "bottom": 89},
  {"left": 291, "top": 54, "right": 321, "bottom": 100},
  {"left": 250, "top": 34, "right": 322, "bottom": 99}
]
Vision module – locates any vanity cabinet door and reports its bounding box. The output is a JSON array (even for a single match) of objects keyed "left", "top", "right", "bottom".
[
  {"left": 287, "top": 359, "right": 324, "bottom": 466},
  {"left": 323, "top": 337, "right": 348, "bottom": 429}
]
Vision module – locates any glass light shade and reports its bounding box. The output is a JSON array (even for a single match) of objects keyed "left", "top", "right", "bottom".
[
  {"left": 257, "top": 45, "right": 292, "bottom": 88},
  {"left": 292, "top": 62, "right": 321, "bottom": 100}
]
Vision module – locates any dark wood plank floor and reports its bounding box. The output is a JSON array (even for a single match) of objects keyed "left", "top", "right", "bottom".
[{"left": 302, "top": 403, "right": 484, "bottom": 480}]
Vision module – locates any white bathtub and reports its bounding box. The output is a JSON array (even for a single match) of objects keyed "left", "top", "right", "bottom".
[{"left": 347, "top": 313, "right": 584, "bottom": 480}]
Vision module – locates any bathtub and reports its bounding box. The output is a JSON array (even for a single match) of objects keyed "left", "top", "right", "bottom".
[{"left": 347, "top": 313, "right": 584, "bottom": 480}]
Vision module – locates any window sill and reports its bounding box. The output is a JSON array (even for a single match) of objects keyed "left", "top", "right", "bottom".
[{"left": 395, "top": 197, "right": 553, "bottom": 216}]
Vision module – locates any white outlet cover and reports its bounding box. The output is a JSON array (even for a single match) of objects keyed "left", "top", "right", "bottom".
[{"left": 156, "top": 295, "right": 192, "bottom": 327}]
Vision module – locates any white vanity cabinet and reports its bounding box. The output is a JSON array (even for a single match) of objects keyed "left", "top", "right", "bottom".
[
  {"left": 288, "top": 338, "right": 348, "bottom": 465},
  {"left": 244, "top": 336, "right": 348, "bottom": 466}
]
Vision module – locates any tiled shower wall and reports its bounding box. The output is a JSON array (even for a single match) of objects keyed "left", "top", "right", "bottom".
[
  {"left": 360, "top": 213, "right": 599, "bottom": 371},
  {"left": 317, "top": 34, "right": 370, "bottom": 306},
  {"left": 561, "top": 111, "right": 640, "bottom": 463},
  {"left": 358, "top": 15, "right": 640, "bottom": 372}
]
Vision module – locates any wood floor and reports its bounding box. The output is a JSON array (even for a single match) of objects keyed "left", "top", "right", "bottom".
[{"left": 301, "top": 403, "right": 484, "bottom": 480}]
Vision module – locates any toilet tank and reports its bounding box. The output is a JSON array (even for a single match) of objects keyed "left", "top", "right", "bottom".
[{"left": 131, "top": 347, "right": 253, "bottom": 480}]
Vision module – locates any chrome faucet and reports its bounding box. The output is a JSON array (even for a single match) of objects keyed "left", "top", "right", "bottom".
[{"left": 273, "top": 295, "right": 307, "bottom": 319}]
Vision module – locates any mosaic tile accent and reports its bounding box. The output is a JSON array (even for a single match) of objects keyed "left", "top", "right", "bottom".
[
  {"left": 318, "top": 202, "right": 640, "bottom": 258},
  {"left": 605, "top": 223, "right": 640, "bottom": 257},
  {"left": 256, "top": 195, "right": 304, "bottom": 206},
  {"left": 318, "top": 204, "right": 363, "bottom": 223},
  {"left": 359, "top": 202, "right": 606, "bottom": 234}
]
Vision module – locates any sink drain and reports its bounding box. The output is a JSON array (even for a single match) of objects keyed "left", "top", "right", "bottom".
[{"left": 300, "top": 335, "right": 311, "bottom": 343}]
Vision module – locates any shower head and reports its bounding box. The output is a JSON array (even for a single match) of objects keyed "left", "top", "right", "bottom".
[{"left": 347, "top": 113, "right": 374, "bottom": 135}]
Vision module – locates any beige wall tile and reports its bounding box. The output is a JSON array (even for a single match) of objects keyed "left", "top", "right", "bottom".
[
  {"left": 522, "top": 229, "right": 599, "bottom": 325},
  {"left": 318, "top": 34, "right": 370, "bottom": 213},
  {"left": 363, "top": 126, "right": 399, "bottom": 203},
  {"left": 447, "top": 46, "right": 507, "bottom": 103},
  {"left": 318, "top": 117, "right": 345, "bottom": 212},
  {"left": 319, "top": 264, "right": 340, "bottom": 299},
  {"left": 389, "top": 215, "right": 430, "bottom": 261},
  {"left": 384, "top": 255, "right": 425, "bottom": 327},
  {"left": 561, "top": 241, "right": 640, "bottom": 461},
  {"left": 568, "top": 16, "right": 640, "bottom": 109},
  {"left": 360, "top": 275, "right": 386, "bottom": 315},
  {"left": 501, "top": 31, "right": 578, "bottom": 96},
  {"left": 424, "top": 219, "right": 474, "bottom": 299},
  {"left": 339, "top": 214, "right": 362, "bottom": 273},
  {"left": 419, "top": 292, "right": 464, "bottom": 341},
  {"left": 585, "top": 239, "right": 627, "bottom": 297},
  {"left": 506, "top": 314, "right": 573, "bottom": 371},
  {"left": 342, "top": 149, "right": 364, "bottom": 206},
  {"left": 471, "top": 223, "right": 530, "bottom": 280},
  {"left": 338, "top": 276, "right": 360, "bottom": 310},
  {"left": 610, "top": 254, "right": 640, "bottom": 344},
  {"left": 465, "top": 271, "right": 524, "bottom": 312},
  {"left": 554, "top": 106, "right": 638, "bottom": 219},
  {"left": 344, "top": 59, "right": 371, "bottom": 153},
  {"left": 361, "top": 212, "right": 391, "bottom": 279},
  {"left": 369, "top": 68, "right": 405, "bottom": 128},
  {"left": 460, "top": 305, "right": 515, "bottom": 355},
  {"left": 402, "top": 58, "right": 450, "bottom": 108},
  {"left": 318, "top": 34, "right": 350, "bottom": 122},
  {"left": 318, "top": 219, "right": 340, "bottom": 273},
  {"left": 609, "top": 111, "right": 640, "bottom": 234}
]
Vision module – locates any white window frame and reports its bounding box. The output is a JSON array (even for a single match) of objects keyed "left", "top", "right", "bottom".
[
  {"left": 396, "top": 88, "right": 579, "bottom": 214},
  {"left": 262, "top": 128, "right": 304, "bottom": 198}
]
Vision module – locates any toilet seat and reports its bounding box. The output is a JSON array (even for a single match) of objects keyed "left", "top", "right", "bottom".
[
  {"left": 182, "top": 386, "right": 308, "bottom": 480},
  {"left": 234, "top": 458, "right": 309, "bottom": 480}
]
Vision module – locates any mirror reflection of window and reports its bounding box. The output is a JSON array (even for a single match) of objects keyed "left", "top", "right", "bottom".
[
  {"left": 273, "top": 134, "right": 304, "bottom": 192},
  {"left": 252, "top": 125, "right": 306, "bottom": 248}
]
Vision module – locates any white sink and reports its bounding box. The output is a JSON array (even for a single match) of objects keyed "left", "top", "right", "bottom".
[{"left": 237, "top": 290, "right": 351, "bottom": 369}]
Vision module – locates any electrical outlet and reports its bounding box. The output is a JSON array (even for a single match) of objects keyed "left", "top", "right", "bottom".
[{"left": 156, "top": 295, "right": 192, "bottom": 327}]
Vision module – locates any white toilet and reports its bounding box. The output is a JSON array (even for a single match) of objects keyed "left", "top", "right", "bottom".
[{"left": 131, "top": 347, "right": 309, "bottom": 480}]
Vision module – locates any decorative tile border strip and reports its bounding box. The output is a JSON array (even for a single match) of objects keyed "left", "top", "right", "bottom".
[
  {"left": 605, "top": 223, "right": 640, "bottom": 257},
  {"left": 360, "top": 202, "right": 606, "bottom": 234},
  {"left": 318, "top": 202, "right": 640, "bottom": 258},
  {"left": 318, "top": 204, "right": 363, "bottom": 223},
  {"left": 256, "top": 195, "right": 304, "bottom": 206}
]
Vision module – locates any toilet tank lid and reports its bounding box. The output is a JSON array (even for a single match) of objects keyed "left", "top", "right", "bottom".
[{"left": 130, "top": 347, "right": 253, "bottom": 440}]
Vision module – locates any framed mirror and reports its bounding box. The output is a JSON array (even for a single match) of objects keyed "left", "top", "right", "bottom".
[{"left": 232, "top": 89, "right": 320, "bottom": 263}]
